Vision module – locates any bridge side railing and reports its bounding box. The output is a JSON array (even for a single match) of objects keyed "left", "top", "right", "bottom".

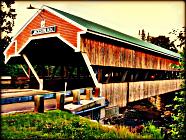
[{"left": 102, "top": 79, "right": 183, "bottom": 107}]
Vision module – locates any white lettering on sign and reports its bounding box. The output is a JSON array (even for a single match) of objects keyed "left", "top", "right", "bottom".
[{"left": 31, "top": 26, "right": 56, "bottom": 36}]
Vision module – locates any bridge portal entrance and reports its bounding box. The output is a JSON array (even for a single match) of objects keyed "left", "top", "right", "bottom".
[{"left": 8, "top": 37, "right": 95, "bottom": 91}]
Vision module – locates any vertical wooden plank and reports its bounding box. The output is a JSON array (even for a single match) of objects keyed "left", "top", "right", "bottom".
[
  {"left": 132, "top": 50, "right": 136, "bottom": 68},
  {"left": 96, "top": 40, "right": 99, "bottom": 65},
  {"left": 128, "top": 48, "right": 131, "bottom": 68},
  {"left": 87, "top": 38, "right": 90, "bottom": 61},
  {"left": 102, "top": 84, "right": 106, "bottom": 99},
  {"left": 137, "top": 82, "right": 141, "bottom": 101},
  {"left": 125, "top": 48, "right": 128, "bottom": 67},
  {"left": 34, "top": 95, "right": 44, "bottom": 113},
  {"left": 120, "top": 83, "right": 123, "bottom": 107},
  {"left": 119, "top": 47, "right": 123, "bottom": 67},
  {"left": 139, "top": 51, "right": 142, "bottom": 69},
  {"left": 85, "top": 88, "right": 93, "bottom": 100},
  {"left": 152, "top": 81, "right": 156, "bottom": 97},
  {"left": 112, "top": 83, "right": 115, "bottom": 106},
  {"left": 143, "top": 53, "right": 146, "bottom": 69},
  {"left": 89, "top": 39, "right": 92, "bottom": 63},
  {"left": 113, "top": 45, "right": 117, "bottom": 66},
  {"left": 80, "top": 37, "right": 84, "bottom": 52},
  {"left": 153, "top": 55, "right": 156, "bottom": 69},
  {"left": 119, "top": 47, "right": 122, "bottom": 67},
  {"left": 91, "top": 39, "right": 95, "bottom": 64},
  {"left": 56, "top": 92, "right": 65, "bottom": 110},
  {"left": 94, "top": 41, "right": 98, "bottom": 65},
  {"left": 143, "top": 81, "right": 147, "bottom": 98},
  {"left": 103, "top": 43, "right": 106, "bottom": 66},
  {"left": 129, "top": 49, "right": 133, "bottom": 68},
  {"left": 129, "top": 82, "right": 133, "bottom": 102},
  {"left": 72, "top": 89, "right": 80, "bottom": 105},
  {"left": 136, "top": 51, "right": 139, "bottom": 68},
  {"left": 123, "top": 48, "right": 126, "bottom": 67},
  {"left": 106, "top": 43, "right": 110, "bottom": 66},
  {"left": 157, "top": 56, "right": 160, "bottom": 69},
  {"left": 101, "top": 42, "right": 105, "bottom": 66},
  {"left": 139, "top": 81, "right": 144, "bottom": 100},
  {"left": 113, "top": 83, "right": 117, "bottom": 106},
  {"left": 133, "top": 82, "right": 137, "bottom": 101},
  {"left": 107, "top": 84, "right": 111, "bottom": 106},
  {"left": 116, "top": 45, "right": 120, "bottom": 67},
  {"left": 123, "top": 83, "right": 128, "bottom": 107},
  {"left": 119, "top": 83, "right": 122, "bottom": 106},
  {"left": 94, "top": 87, "right": 101, "bottom": 97},
  {"left": 150, "top": 54, "right": 153, "bottom": 69},
  {"left": 148, "top": 81, "right": 151, "bottom": 98},
  {"left": 108, "top": 44, "right": 111, "bottom": 66},
  {"left": 113, "top": 46, "right": 116, "bottom": 66},
  {"left": 147, "top": 54, "right": 150, "bottom": 69},
  {"left": 149, "top": 81, "right": 153, "bottom": 98}
]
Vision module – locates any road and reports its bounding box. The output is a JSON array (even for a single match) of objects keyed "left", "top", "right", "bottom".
[{"left": 1, "top": 99, "right": 57, "bottom": 114}]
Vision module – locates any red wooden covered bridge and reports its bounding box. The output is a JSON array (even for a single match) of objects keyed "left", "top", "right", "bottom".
[{"left": 3, "top": 5, "right": 182, "bottom": 109}]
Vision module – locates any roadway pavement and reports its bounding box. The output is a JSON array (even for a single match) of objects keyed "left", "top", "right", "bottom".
[
  {"left": 1, "top": 99, "right": 57, "bottom": 114},
  {"left": 1, "top": 89, "right": 87, "bottom": 114},
  {"left": 1, "top": 89, "right": 57, "bottom": 114}
]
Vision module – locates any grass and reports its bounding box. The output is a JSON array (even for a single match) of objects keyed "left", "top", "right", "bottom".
[{"left": 1, "top": 110, "right": 155, "bottom": 139}]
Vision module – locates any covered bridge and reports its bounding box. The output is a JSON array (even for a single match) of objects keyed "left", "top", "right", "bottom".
[{"left": 3, "top": 5, "right": 182, "bottom": 108}]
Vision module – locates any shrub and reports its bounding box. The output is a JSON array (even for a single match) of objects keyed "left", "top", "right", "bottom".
[{"left": 141, "top": 121, "right": 164, "bottom": 139}]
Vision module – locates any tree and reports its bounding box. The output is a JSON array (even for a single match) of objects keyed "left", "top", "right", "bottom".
[
  {"left": 139, "top": 29, "right": 148, "bottom": 41},
  {"left": 138, "top": 29, "right": 179, "bottom": 52},
  {"left": 169, "top": 27, "right": 186, "bottom": 53},
  {"left": 150, "top": 36, "right": 178, "bottom": 53},
  {"left": 0, "top": 0, "right": 17, "bottom": 75},
  {"left": 1, "top": 1, "right": 16, "bottom": 36},
  {"left": 166, "top": 27, "right": 185, "bottom": 139}
]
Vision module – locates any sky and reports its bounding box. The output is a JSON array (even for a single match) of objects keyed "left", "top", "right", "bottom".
[{"left": 5, "top": 1, "right": 186, "bottom": 40}]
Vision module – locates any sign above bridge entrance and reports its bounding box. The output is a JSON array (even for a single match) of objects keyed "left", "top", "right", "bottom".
[{"left": 31, "top": 25, "right": 56, "bottom": 36}]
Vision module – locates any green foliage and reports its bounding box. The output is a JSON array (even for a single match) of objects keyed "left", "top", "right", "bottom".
[
  {"left": 168, "top": 89, "right": 185, "bottom": 139},
  {"left": 1, "top": 110, "right": 153, "bottom": 139},
  {"left": 1, "top": 0, "right": 17, "bottom": 35},
  {"left": 1, "top": 0, "right": 17, "bottom": 76},
  {"left": 141, "top": 121, "right": 164, "bottom": 139},
  {"left": 169, "top": 27, "right": 186, "bottom": 51},
  {"left": 150, "top": 35, "right": 177, "bottom": 52},
  {"left": 167, "top": 27, "right": 185, "bottom": 139}
]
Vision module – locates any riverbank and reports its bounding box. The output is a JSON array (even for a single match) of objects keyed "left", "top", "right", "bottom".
[
  {"left": 2, "top": 110, "right": 156, "bottom": 139},
  {"left": 102, "top": 92, "right": 176, "bottom": 138}
]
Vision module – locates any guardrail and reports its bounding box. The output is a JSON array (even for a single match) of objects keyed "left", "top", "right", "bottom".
[
  {"left": 1, "top": 87, "right": 103, "bottom": 112},
  {"left": 1, "top": 88, "right": 88, "bottom": 105},
  {"left": 102, "top": 79, "right": 183, "bottom": 107}
]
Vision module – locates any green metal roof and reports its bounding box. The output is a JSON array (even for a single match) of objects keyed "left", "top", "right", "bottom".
[{"left": 46, "top": 6, "right": 181, "bottom": 59}]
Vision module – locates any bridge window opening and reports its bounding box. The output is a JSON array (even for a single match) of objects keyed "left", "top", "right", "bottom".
[
  {"left": 25, "top": 64, "right": 93, "bottom": 91},
  {"left": 92, "top": 66, "right": 181, "bottom": 84}
]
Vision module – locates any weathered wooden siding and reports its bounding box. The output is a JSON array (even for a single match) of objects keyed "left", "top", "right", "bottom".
[
  {"left": 5, "top": 10, "right": 83, "bottom": 60},
  {"left": 102, "top": 79, "right": 183, "bottom": 107},
  {"left": 80, "top": 37, "right": 179, "bottom": 71},
  {"left": 102, "top": 83, "right": 128, "bottom": 107},
  {"left": 129, "top": 79, "right": 183, "bottom": 102}
]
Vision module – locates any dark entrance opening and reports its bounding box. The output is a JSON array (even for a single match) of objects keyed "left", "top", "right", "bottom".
[{"left": 11, "top": 37, "right": 94, "bottom": 91}]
